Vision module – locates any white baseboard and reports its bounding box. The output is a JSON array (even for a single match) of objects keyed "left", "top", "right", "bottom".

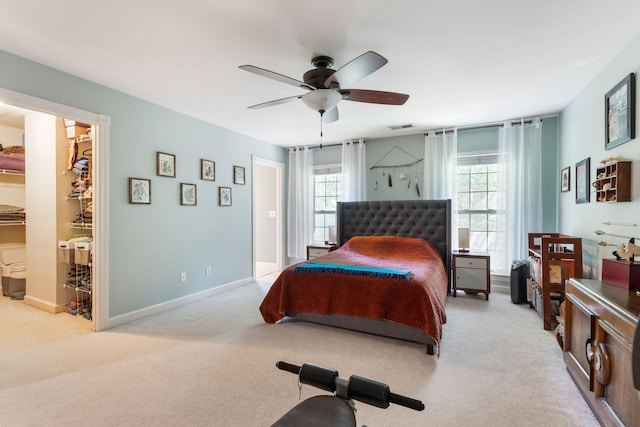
[
  {"left": 23, "top": 295, "right": 65, "bottom": 313},
  {"left": 105, "top": 277, "right": 254, "bottom": 329}
]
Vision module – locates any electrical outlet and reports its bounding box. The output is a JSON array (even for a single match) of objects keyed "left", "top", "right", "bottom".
[
  {"left": 205, "top": 266, "right": 212, "bottom": 276},
  {"left": 180, "top": 272, "right": 187, "bottom": 282}
]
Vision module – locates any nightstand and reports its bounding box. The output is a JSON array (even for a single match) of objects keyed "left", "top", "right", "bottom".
[
  {"left": 307, "top": 244, "right": 337, "bottom": 260},
  {"left": 452, "top": 251, "right": 491, "bottom": 300}
]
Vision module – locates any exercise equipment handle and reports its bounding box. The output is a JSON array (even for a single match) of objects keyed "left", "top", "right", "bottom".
[
  {"left": 276, "top": 361, "right": 301, "bottom": 375},
  {"left": 388, "top": 392, "right": 425, "bottom": 411}
]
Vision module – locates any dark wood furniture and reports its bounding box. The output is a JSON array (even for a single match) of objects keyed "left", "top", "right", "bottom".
[
  {"left": 452, "top": 250, "right": 490, "bottom": 300},
  {"left": 528, "top": 233, "right": 583, "bottom": 330},
  {"left": 593, "top": 160, "right": 631, "bottom": 203},
  {"left": 563, "top": 278, "right": 640, "bottom": 426}
]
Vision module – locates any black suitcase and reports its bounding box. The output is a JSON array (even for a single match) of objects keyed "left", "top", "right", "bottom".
[{"left": 510, "top": 260, "right": 529, "bottom": 304}]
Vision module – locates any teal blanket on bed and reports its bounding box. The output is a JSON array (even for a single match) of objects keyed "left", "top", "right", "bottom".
[{"left": 292, "top": 262, "right": 411, "bottom": 280}]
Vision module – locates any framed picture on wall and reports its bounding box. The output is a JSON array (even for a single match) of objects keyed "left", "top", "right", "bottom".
[
  {"left": 560, "top": 167, "right": 570, "bottom": 193},
  {"left": 575, "top": 158, "right": 590, "bottom": 204},
  {"left": 605, "top": 73, "right": 635, "bottom": 150},
  {"left": 157, "top": 152, "right": 176, "bottom": 177},
  {"left": 180, "top": 183, "right": 197, "bottom": 206},
  {"left": 233, "top": 165, "right": 245, "bottom": 185},
  {"left": 219, "top": 186, "right": 232, "bottom": 206},
  {"left": 129, "top": 178, "right": 151, "bottom": 204},
  {"left": 201, "top": 159, "right": 215, "bottom": 181}
]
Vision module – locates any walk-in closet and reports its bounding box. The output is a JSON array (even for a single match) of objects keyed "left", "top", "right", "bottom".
[{"left": 0, "top": 105, "right": 94, "bottom": 327}]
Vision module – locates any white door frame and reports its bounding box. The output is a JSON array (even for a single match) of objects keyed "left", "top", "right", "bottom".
[
  {"left": 252, "top": 155, "right": 285, "bottom": 276},
  {"left": 0, "top": 87, "right": 110, "bottom": 332}
]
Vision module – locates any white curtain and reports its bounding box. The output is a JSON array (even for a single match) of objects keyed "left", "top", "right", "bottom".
[
  {"left": 287, "top": 147, "right": 314, "bottom": 259},
  {"left": 341, "top": 139, "right": 366, "bottom": 201},
  {"left": 424, "top": 129, "right": 459, "bottom": 248},
  {"left": 424, "top": 129, "right": 457, "bottom": 200},
  {"left": 498, "top": 118, "right": 542, "bottom": 272}
]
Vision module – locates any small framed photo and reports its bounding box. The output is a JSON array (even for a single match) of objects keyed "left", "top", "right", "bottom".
[
  {"left": 605, "top": 73, "right": 635, "bottom": 150},
  {"left": 575, "top": 158, "right": 590, "bottom": 204},
  {"left": 157, "top": 152, "right": 176, "bottom": 177},
  {"left": 201, "top": 159, "right": 215, "bottom": 181},
  {"left": 129, "top": 178, "right": 151, "bottom": 204},
  {"left": 219, "top": 186, "right": 232, "bottom": 206},
  {"left": 560, "top": 167, "right": 570, "bottom": 193},
  {"left": 180, "top": 183, "right": 197, "bottom": 206},
  {"left": 233, "top": 165, "right": 245, "bottom": 185}
]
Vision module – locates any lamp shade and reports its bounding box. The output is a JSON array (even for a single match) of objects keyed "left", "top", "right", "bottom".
[
  {"left": 302, "top": 89, "right": 342, "bottom": 113},
  {"left": 458, "top": 227, "right": 470, "bottom": 251},
  {"left": 327, "top": 225, "right": 337, "bottom": 244}
]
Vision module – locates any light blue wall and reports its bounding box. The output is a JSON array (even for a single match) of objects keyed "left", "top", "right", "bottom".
[
  {"left": 458, "top": 127, "right": 498, "bottom": 153},
  {"left": 363, "top": 120, "right": 560, "bottom": 233},
  {"left": 0, "top": 50, "right": 287, "bottom": 318},
  {"left": 559, "top": 32, "right": 640, "bottom": 279},
  {"left": 540, "top": 116, "right": 559, "bottom": 232}
]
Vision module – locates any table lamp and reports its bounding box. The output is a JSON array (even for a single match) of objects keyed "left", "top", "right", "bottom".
[{"left": 458, "top": 228, "right": 470, "bottom": 252}]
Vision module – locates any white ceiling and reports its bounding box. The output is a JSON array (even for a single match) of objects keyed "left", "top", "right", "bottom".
[{"left": 1, "top": 1, "right": 639, "bottom": 147}]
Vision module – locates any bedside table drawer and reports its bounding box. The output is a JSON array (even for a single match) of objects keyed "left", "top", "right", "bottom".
[
  {"left": 306, "top": 244, "right": 337, "bottom": 260},
  {"left": 308, "top": 247, "right": 330, "bottom": 259},
  {"left": 454, "top": 257, "right": 486, "bottom": 269}
]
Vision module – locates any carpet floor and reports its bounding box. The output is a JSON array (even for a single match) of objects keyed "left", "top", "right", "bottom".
[{"left": 0, "top": 277, "right": 599, "bottom": 426}]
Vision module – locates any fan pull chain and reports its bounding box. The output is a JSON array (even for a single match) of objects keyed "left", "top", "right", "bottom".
[{"left": 319, "top": 111, "right": 324, "bottom": 148}]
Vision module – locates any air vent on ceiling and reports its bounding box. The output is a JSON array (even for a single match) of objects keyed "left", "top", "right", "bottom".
[{"left": 389, "top": 123, "right": 414, "bottom": 130}]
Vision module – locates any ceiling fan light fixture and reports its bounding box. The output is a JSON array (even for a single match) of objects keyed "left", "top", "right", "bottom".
[{"left": 301, "top": 89, "right": 342, "bottom": 114}]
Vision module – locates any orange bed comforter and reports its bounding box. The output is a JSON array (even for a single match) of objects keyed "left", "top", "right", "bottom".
[{"left": 259, "top": 235, "right": 448, "bottom": 345}]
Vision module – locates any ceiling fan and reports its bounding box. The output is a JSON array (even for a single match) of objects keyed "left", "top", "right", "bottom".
[{"left": 239, "top": 51, "right": 409, "bottom": 123}]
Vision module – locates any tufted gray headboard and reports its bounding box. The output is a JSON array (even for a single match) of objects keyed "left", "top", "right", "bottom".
[{"left": 336, "top": 199, "right": 451, "bottom": 275}]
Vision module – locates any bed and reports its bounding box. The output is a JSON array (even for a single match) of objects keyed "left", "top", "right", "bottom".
[{"left": 259, "top": 199, "right": 451, "bottom": 356}]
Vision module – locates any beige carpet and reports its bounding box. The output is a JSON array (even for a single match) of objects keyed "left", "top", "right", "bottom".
[{"left": 0, "top": 277, "right": 599, "bottom": 426}]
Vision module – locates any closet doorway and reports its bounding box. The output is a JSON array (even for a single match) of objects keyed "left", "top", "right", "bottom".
[
  {"left": 0, "top": 88, "right": 109, "bottom": 332},
  {"left": 252, "top": 156, "right": 284, "bottom": 279}
]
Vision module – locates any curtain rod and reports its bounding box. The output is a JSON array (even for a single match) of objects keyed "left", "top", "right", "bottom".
[
  {"left": 425, "top": 119, "right": 538, "bottom": 136},
  {"left": 289, "top": 140, "right": 365, "bottom": 151}
]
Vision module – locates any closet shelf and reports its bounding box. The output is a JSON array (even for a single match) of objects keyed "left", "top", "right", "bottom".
[
  {"left": 62, "top": 283, "right": 91, "bottom": 295},
  {"left": 67, "top": 222, "right": 92, "bottom": 230},
  {"left": 0, "top": 169, "right": 25, "bottom": 176},
  {"left": 0, "top": 221, "right": 26, "bottom": 226}
]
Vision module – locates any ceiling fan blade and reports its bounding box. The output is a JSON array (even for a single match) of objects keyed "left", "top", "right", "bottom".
[
  {"left": 322, "top": 106, "right": 339, "bottom": 123},
  {"left": 239, "top": 65, "right": 314, "bottom": 90},
  {"left": 339, "top": 89, "right": 409, "bottom": 105},
  {"left": 247, "top": 94, "right": 302, "bottom": 109},
  {"left": 324, "top": 51, "right": 388, "bottom": 88}
]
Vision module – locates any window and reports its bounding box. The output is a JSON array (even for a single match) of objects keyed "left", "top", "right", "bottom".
[
  {"left": 456, "top": 154, "right": 507, "bottom": 273},
  {"left": 313, "top": 172, "right": 342, "bottom": 243}
]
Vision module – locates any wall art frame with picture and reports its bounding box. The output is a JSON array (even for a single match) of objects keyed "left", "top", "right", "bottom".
[
  {"left": 233, "top": 165, "right": 245, "bottom": 185},
  {"left": 575, "top": 157, "right": 590, "bottom": 204},
  {"left": 201, "top": 159, "right": 215, "bottom": 181},
  {"left": 219, "top": 186, "right": 232, "bottom": 206},
  {"left": 560, "top": 166, "right": 570, "bottom": 193},
  {"left": 157, "top": 151, "right": 176, "bottom": 177},
  {"left": 129, "top": 177, "right": 151, "bottom": 204},
  {"left": 605, "top": 72, "right": 635, "bottom": 150},
  {"left": 180, "top": 183, "right": 197, "bottom": 206}
]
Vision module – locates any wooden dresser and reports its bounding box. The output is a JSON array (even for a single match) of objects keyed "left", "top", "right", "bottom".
[{"left": 563, "top": 278, "right": 640, "bottom": 426}]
